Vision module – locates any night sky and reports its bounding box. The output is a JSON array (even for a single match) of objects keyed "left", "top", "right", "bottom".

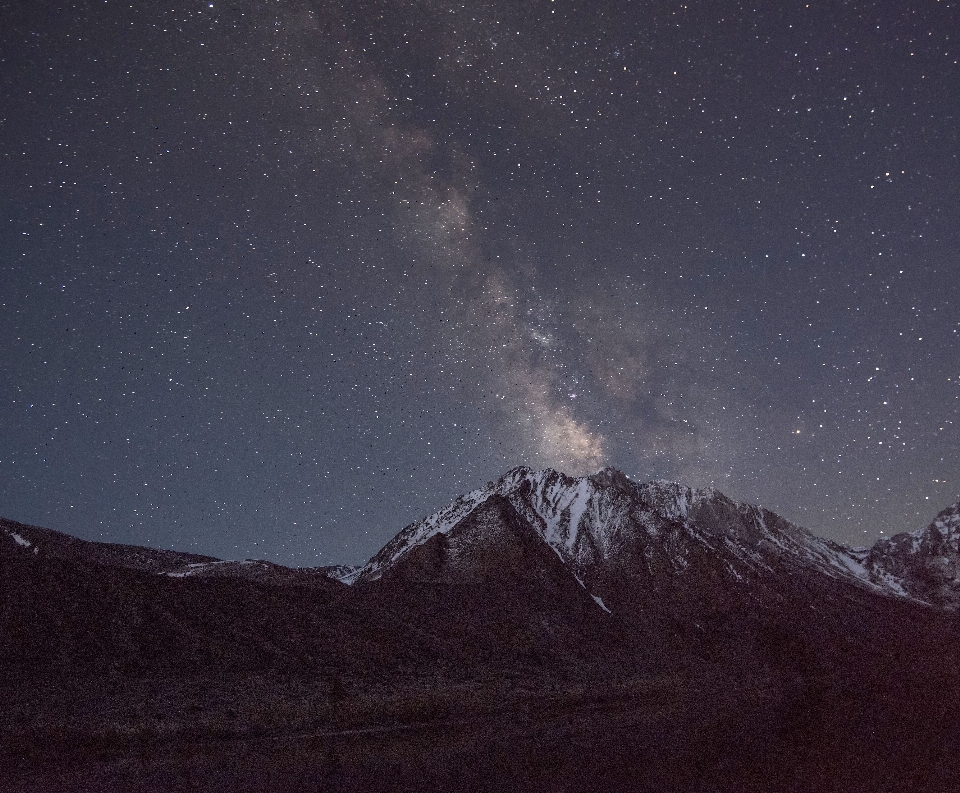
[{"left": 2, "top": 0, "right": 958, "bottom": 566}]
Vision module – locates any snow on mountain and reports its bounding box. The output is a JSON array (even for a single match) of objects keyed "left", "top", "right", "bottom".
[
  {"left": 864, "top": 500, "right": 960, "bottom": 608},
  {"left": 8, "top": 472, "right": 955, "bottom": 611},
  {"left": 351, "top": 466, "right": 957, "bottom": 609},
  {"left": 358, "top": 482, "right": 498, "bottom": 581},
  {"left": 5, "top": 528, "right": 40, "bottom": 555},
  {"left": 318, "top": 564, "right": 363, "bottom": 585},
  {"left": 9, "top": 531, "right": 32, "bottom": 548},
  {"left": 163, "top": 559, "right": 263, "bottom": 578},
  {"left": 156, "top": 557, "right": 350, "bottom": 587}
]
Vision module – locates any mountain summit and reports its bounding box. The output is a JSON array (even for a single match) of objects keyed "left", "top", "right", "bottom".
[{"left": 350, "top": 465, "right": 960, "bottom": 612}]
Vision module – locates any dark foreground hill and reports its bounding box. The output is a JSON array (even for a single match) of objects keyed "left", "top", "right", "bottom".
[{"left": 3, "top": 467, "right": 960, "bottom": 792}]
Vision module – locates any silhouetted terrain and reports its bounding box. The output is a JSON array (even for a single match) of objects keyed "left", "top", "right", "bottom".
[{"left": 3, "top": 467, "right": 960, "bottom": 791}]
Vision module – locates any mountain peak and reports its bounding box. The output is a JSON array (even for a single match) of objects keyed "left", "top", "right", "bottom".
[
  {"left": 932, "top": 500, "right": 960, "bottom": 534},
  {"left": 345, "top": 467, "right": 960, "bottom": 612},
  {"left": 863, "top": 498, "right": 960, "bottom": 608},
  {"left": 587, "top": 466, "right": 635, "bottom": 492}
]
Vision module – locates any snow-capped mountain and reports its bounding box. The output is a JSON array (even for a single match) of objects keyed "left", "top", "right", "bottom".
[
  {"left": 865, "top": 500, "right": 960, "bottom": 609},
  {"left": 352, "top": 465, "right": 960, "bottom": 611},
  {"left": 6, "top": 473, "right": 960, "bottom": 792},
  {"left": 12, "top": 464, "right": 953, "bottom": 613}
]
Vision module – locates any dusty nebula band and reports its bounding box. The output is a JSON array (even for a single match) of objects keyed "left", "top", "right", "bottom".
[{"left": 2, "top": 0, "right": 958, "bottom": 567}]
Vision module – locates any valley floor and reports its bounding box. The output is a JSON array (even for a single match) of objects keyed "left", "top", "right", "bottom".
[{"left": 3, "top": 669, "right": 958, "bottom": 793}]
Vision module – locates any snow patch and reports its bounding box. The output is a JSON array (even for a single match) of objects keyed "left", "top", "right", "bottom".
[
  {"left": 337, "top": 567, "right": 362, "bottom": 585},
  {"left": 323, "top": 565, "right": 362, "bottom": 585},
  {"left": 534, "top": 476, "right": 594, "bottom": 555},
  {"left": 725, "top": 562, "right": 744, "bottom": 582},
  {"left": 569, "top": 568, "right": 611, "bottom": 614},
  {"left": 164, "top": 559, "right": 252, "bottom": 577},
  {"left": 592, "top": 594, "right": 611, "bottom": 614},
  {"left": 565, "top": 482, "right": 592, "bottom": 550}
]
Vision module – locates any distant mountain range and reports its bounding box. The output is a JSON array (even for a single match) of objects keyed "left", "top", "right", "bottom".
[{"left": 3, "top": 467, "right": 960, "bottom": 792}]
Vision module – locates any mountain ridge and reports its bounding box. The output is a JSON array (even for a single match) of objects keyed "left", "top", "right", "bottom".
[
  {"left": 6, "top": 466, "right": 959, "bottom": 611},
  {"left": 4, "top": 468, "right": 960, "bottom": 791},
  {"left": 349, "top": 465, "right": 960, "bottom": 612}
]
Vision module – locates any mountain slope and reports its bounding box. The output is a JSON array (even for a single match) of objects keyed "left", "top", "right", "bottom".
[
  {"left": 865, "top": 500, "right": 960, "bottom": 608},
  {"left": 0, "top": 516, "right": 421, "bottom": 684},
  {"left": 354, "top": 465, "right": 958, "bottom": 611},
  {"left": 4, "top": 472, "right": 960, "bottom": 792},
  {"left": 355, "top": 493, "right": 634, "bottom": 675},
  {"left": 2, "top": 516, "right": 218, "bottom": 573}
]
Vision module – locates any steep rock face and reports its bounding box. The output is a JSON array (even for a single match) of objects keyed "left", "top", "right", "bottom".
[
  {"left": 866, "top": 501, "right": 960, "bottom": 609},
  {"left": 356, "top": 495, "right": 624, "bottom": 671}
]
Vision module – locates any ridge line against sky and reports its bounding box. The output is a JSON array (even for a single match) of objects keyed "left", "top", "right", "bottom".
[{"left": 2, "top": 0, "right": 958, "bottom": 565}]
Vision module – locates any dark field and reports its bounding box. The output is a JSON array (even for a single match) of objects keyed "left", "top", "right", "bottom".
[{"left": 4, "top": 667, "right": 959, "bottom": 793}]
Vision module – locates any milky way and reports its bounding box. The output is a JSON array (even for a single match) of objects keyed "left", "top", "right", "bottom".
[{"left": 2, "top": 0, "right": 958, "bottom": 564}]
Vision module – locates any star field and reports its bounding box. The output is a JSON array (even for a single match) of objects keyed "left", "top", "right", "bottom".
[{"left": 2, "top": 0, "right": 958, "bottom": 565}]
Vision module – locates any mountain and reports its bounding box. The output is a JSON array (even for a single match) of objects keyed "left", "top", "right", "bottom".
[
  {"left": 0, "top": 514, "right": 426, "bottom": 685},
  {"left": 353, "top": 465, "right": 960, "bottom": 611},
  {"left": 865, "top": 500, "right": 960, "bottom": 609},
  {"left": 4, "top": 470, "right": 960, "bottom": 793},
  {"left": 1, "top": 517, "right": 219, "bottom": 573},
  {"left": 0, "top": 516, "right": 342, "bottom": 585}
]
